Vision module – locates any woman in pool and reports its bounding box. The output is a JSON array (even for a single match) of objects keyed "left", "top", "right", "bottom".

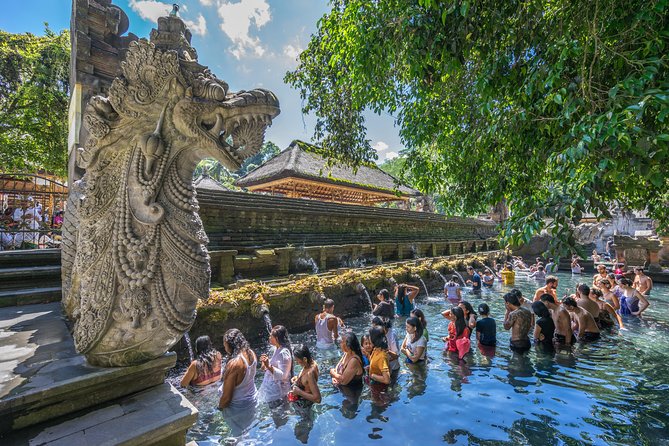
[
  {"left": 368, "top": 326, "right": 391, "bottom": 386},
  {"left": 372, "top": 316, "right": 401, "bottom": 374},
  {"left": 258, "top": 325, "right": 293, "bottom": 404},
  {"left": 589, "top": 288, "right": 625, "bottom": 330},
  {"left": 531, "top": 301, "right": 555, "bottom": 349},
  {"left": 360, "top": 333, "right": 372, "bottom": 370},
  {"left": 444, "top": 275, "right": 462, "bottom": 304},
  {"left": 410, "top": 308, "right": 429, "bottom": 341},
  {"left": 459, "top": 301, "right": 477, "bottom": 332},
  {"left": 218, "top": 329, "right": 258, "bottom": 436},
  {"left": 330, "top": 333, "right": 364, "bottom": 386},
  {"left": 442, "top": 306, "right": 471, "bottom": 355},
  {"left": 289, "top": 344, "right": 321, "bottom": 404},
  {"left": 401, "top": 317, "right": 427, "bottom": 364},
  {"left": 395, "top": 283, "right": 420, "bottom": 316},
  {"left": 180, "top": 335, "right": 222, "bottom": 387},
  {"left": 599, "top": 279, "right": 620, "bottom": 311},
  {"left": 617, "top": 278, "right": 650, "bottom": 316}
]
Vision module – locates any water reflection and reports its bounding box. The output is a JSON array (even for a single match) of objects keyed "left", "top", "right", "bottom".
[{"left": 179, "top": 272, "right": 669, "bottom": 445}]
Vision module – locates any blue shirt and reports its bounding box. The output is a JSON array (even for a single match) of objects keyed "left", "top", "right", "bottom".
[
  {"left": 395, "top": 294, "right": 414, "bottom": 316},
  {"left": 476, "top": 317, "right": 497, "bottom": 346},
  {"left": 471, "top": 273, "right": 482, "bottom": 291}
]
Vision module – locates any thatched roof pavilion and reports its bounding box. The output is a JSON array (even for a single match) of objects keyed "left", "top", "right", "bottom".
[{"left": 234, "top": 140, "right": 420, "bottom": 205}]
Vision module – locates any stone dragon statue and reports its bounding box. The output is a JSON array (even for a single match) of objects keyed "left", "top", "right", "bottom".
[{"left": 61, "top": 15, "right": 280, "bottom": 366}]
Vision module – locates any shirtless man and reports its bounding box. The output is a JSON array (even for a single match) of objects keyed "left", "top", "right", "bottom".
[
  {"left": 533, "top": 276, "right": 558, "bottom": 302},
  {"left": 562, "top": 297, "right": 601, "bottom": 342},
  {"left": 575, "top": 284, "right": 600, "bottom": 321},
  {"left": 502, "top": 292, "right": 533, "bottom": 352},
  {"left": 592, "top": 264, "right": 609, "bottom": 287},
  {"left": 633, "top": 267, "right": 653, "bottom": 296},
  {"left": 539, "top": 294, "right": 573, "bottom": 345}
]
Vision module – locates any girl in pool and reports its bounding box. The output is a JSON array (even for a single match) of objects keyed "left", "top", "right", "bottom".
[
  {"left": 330, "top": 333, "right": 365, "bottom": 386},
  {"left": 288, "top": 344, "right": 321, "bottom": 404},
  {"left": 444, "top": 275, "right": 462, "bottom": 304},
  {"left": 617, "top": 278, "right": 650, "bottom": 316},
  {"left": 360, "top": 333, "right": 372, "bottom": 370},
  {"left": 395, "top": 283, "right": 420, "bottom": 316},
  {"left": 401, "top": 317, "right": 427, "bottom": 364},
  {"left": 371, "top": 316, "right": 401, "bottom": 374},
  {"left": 410, "top": 308, "right": 429, "bottom": 341},
  {"left": 180, "top": 335, "right": 222, "bottom": 387},
  {"left": 258, "top": 325, "right": 293, "bottom": 404},
  {"left": 459, "top": 301, "right": 478, "bottom": 332},
  {"left": 367, "top": 326, "right": 391, "bottom": 384},
  {"left": 442, "top": 306, "right": 471, "bottom": 356},
  {"left": 599, "top": 279, "right": 620, "bottom": 311}
]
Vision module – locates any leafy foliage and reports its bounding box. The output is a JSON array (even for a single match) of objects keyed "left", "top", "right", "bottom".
[
  {"left": 0, "top": 27, "right": 69, "bottom": 176},
  {"left": 285, "top": 0, "right": 669, "bottom": 254},
  {"left": 193, "top": 141, "right": 282, "bottom": 187}
]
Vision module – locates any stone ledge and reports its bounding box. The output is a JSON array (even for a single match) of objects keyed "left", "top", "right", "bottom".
[
  {"left": 0, "top": 302, "right": 177, "bottom": 433},
  {"left": 3, "top": 383, "right": 198, "bottom": 446}
]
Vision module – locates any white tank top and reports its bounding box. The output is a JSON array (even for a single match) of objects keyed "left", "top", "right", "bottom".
[
  {"left": 220, "top": 352, "right": 258, "bottom": 407},
  {"left": 315, "top": 313, "right": 335, "bottom": 348}
]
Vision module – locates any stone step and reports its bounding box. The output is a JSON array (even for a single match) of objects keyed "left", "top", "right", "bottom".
[
  {"left": 0, "top": 286, "right": 62, "bottom": 307},
  {"left": 0, "top": 248, "right": 61, "bottom": 267},
  {"left": 3, "top": 383, "right": 198, "bottom": 446},
  {"left": 0, "top": 265, "right": 62, "bottom": 290}
]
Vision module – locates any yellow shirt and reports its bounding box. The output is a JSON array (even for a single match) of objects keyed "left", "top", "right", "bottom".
[
  {"left": 501, "top": 270, "right": 515, "bottom": 285},
  {"left": 369, "top": 348, "right": 389, "bottom": 377}
]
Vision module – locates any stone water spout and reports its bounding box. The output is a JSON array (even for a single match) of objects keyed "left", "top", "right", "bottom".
[
  {"left": 61, "top": 14, "right": 280, "bottom": 366},
  {"left": 356, "top": 283, "right": 374, "bottom": 311}
]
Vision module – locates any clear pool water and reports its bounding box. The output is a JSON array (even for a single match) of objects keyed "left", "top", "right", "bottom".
[{"left": 180, "top": 272, "right": 669, "bottom": 445}]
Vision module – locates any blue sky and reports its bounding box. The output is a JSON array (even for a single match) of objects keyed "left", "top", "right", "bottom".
[{"left": 1, "top": 0, "right": 403, "bottom": 163}]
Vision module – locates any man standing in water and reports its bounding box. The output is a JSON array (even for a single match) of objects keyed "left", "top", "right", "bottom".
[
  {"left": 575, "top": 284, "right": 600, "bottom": 322},
  {"left": 562, "top": 297, "right": 601, "bottom": 342},
  {"left": 502, "top": 292, "right": 533, "bottom": 352},
  {"left": 539, "top": 294, "right": 573, "bottom": 346},
  {"left": 545, "top": 258, "right": 558, "bottom": 273},
  {"left": 466, "top": 266, "right": 482, "bottom": 292},
  {"left": 315, "top": 299, "right": 343, "bottom": 349},
  {"left": 633, "top": 267, "right": 653, "bottom": 296},
  {"left": 592, "top": 264, "right": 609, "bottom": 287},
  {"left": 533, "top": 276, "right": 559, "bottom": 302}
]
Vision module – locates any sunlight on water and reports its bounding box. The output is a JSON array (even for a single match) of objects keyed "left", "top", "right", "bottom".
[{"left": 180, "top": 272, "right": 669, "bottom": 445}]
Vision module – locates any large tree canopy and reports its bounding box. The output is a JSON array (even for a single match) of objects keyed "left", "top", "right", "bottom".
[
  {"left": 286, "top": 0, "right": 669, "bottom": 254},
  {"left": 0, "top": 27, "right": 69, "bottom": 176}
]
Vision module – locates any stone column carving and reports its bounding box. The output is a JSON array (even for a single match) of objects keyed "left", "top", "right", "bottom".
[{"left": 62, "top": 13, "right": 280, "bottom": 366}]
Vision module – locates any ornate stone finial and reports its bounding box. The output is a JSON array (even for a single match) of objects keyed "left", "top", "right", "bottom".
[
  {"left": 62, "top": 10, "right": 280, "bottom": 367},
  {"left": 170, "top": 4, "right": 179, "bottom": 17}
]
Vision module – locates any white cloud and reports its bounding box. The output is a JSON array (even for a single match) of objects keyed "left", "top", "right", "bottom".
[
  {"left": 216, "top": 0, "right": 271, "bottom": 59},
  {"left": 184, "top": 14, "right": 208, "bottom": 36},
  {"left": 200, "top": 0, "right": 214, "bottom": 5},
  {"left": 128, "top": 0, "right": 172, "bottom": 22},
  {"left": 283, "top": 43, "right": 302, "bottom": 61},
  {"left": 129, "top": 1, "right": 206, "bottom": 36},
  {"left": 372, "top": 141, "right": 389, "bottom": 153}
]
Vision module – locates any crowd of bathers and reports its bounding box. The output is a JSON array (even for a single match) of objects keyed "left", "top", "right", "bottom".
[{"left": 179, "top": 259, "right": 652, "bottom": 436}]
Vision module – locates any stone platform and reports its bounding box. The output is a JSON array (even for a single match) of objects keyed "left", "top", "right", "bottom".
[{"left": 0, "top": 303, "right": 197, "bottom": 445}]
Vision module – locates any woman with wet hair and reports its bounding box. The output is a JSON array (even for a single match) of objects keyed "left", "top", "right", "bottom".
[
  {"left": 371, "top": 316, "right": 400, "bottom": 373},
  {"left": 180, "top": 335, "right": 222, "bottom": 387},
  {"left": 258, "top": 325, "right": 293, "bottom": 404},
  {"left": 330, "top": 332, "right": 364, "bottom": 386},
  {"left": 401, "top": 316, "right": 427, "bottom": 364},
  {"left": 218, "top": 329, "right": 258, "bottom": 436},
  {"left": 442, "top": 306, "right": 470, "bottom": 354},
  {"left": 395, "top": 283, "right": 419, "bottom": 316},
  {"left": 531, "top": 301, "right": 555, "bottom": 349},
  {"left": 289, "top": 344, "right": 321, "bottom": 404},
  {"left": 599, "top": 279, "right": 620, "bottom": 311},
  {"left": 410, "top": 308, "right": 429, "bottom": 341},
  {"left": 618, "top": 278, "right": 650, "bottom": 316},
  {"left": 459, "top": 301, "right": 478, "bottom": 332}
]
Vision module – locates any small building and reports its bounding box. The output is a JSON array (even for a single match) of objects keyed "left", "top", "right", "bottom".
[
  {"left": 193, "top": 172, "right": 231, "bottom": 192},
  {"left": 234, "top": 140, "right": 420, "bottom": 206}
]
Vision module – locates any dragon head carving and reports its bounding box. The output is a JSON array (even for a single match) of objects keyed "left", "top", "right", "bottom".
[{"left": 61, "top": 16, "right": 280, "bottom": 366}]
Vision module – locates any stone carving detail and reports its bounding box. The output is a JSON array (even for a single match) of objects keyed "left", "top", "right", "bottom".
[{"left": 62, "top": 15, "right": 280, "bottom": 366}]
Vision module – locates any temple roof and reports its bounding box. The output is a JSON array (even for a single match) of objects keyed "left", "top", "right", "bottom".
[
  {"left": 193, "top": 173, "right": 230, "bottom": 192},
  {"left": 234, "top": 140, "right": 419, "bottom": 204}
]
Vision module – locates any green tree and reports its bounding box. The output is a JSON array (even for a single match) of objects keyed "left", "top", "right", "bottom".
[
  {"left": 286, "top": 0, "right": 669, "bottom": 254},
  {"left": 193, "top": 141, "right": 282, "bottom": 186},
  {"left": 0, "top": 27, "right": 70, "bottom": 176},
  {"left": 237, "top": 141, "right": 281, "bottom": 175}
]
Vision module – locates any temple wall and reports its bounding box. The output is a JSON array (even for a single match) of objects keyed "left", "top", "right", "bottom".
[{"left": 197, "top": 189, "right": 499, "bottom": 282}]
